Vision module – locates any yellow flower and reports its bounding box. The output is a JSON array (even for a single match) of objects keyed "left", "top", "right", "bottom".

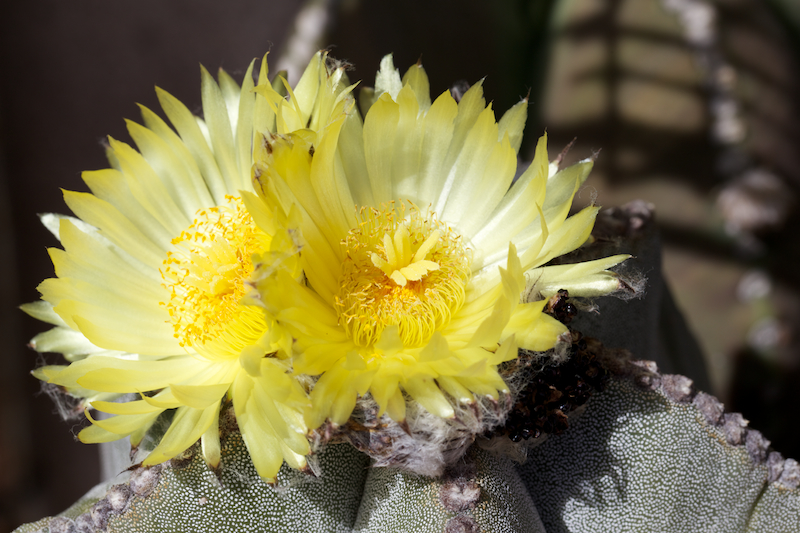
[
  {"left": 23, "top": 52, "right": 353, "bottom": 481},
  {"left": 251, "top": 55, "right": 629, "bottom": 430}
]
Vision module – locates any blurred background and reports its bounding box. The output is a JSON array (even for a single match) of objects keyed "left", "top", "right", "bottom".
[{"left": 1, "top": 0, "right": 799, "bottom": 530}]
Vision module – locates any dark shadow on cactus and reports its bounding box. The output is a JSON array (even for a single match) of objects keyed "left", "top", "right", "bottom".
[
  {"left": 515, "top": 374, "right": 795, "bottom": 532},
  {"left": 516, "top": 382, "right": 640, "bottom": 531}
]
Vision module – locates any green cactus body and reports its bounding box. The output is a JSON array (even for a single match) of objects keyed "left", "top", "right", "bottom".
[
  {"left": 520, "top": 378, "right": 798, "bottom": 532},
  {"left": 14, "top": 371, "right": 800, "bottom": 533},
  {"left": 354, "top": 446, "right": 545, "bottom": 532},
  {"left": 113, "top": 442, "right": 368, "bottom": 532}
]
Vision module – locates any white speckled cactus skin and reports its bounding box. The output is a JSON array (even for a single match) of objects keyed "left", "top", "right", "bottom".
[
  {"left": 14, "top": 367, "right": 800, "bottom": 533},
  {"left": 520, "top": 377, "right": 800, "bottom": 533},
  {"left": 15, "top": 205, "right": 799, "bottom": 533}
]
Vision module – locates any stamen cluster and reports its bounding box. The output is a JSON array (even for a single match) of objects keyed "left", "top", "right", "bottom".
[
  {"left": 336, "top": 202, "right": 471, "bottom": 347},
  {"left": 161, "top": 196, "right": 271, "bottom": 347}
]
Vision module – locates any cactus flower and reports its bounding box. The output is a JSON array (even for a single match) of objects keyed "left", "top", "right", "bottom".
[
  {"left": 24, "top": 52, "right": 354, "bottom": 482},
  {"left": 250, "top": 55, "right": 629, "bottom": 431}
]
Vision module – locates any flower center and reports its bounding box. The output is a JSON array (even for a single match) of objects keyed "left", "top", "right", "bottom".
[
  {"left": 336, "top": 202, "right": 470, "bottom": 347},
  {"left": 161, "top": 196, "right": 271, "bottom": 349}
]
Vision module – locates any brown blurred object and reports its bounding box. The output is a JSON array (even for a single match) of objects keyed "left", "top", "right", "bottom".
[{"left": 540, "top": 0, "right": 800, "bottom": 451}]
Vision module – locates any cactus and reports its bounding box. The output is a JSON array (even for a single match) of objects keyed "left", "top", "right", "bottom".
[
  {"left": 18, "top": 191, "right": 800, "bottom": 533},
  {"left": 14, "top": 35, "right": 800, "bottom": 532},
  {"left": 17, "top": 199, "right": 800, "bottom": 533},
  {"left": 520, "top": 366, "right": 800, "bottom": 533},
  {"left": 14, "top": 351, "right": 800, "bottom": 533},
  {"left": 15, "top": 203, "right": 800, "bottom": 531}
]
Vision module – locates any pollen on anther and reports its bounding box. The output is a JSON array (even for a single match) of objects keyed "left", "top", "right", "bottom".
[{"left": 160, "top": 196, "right": 271, "bottom": 348}]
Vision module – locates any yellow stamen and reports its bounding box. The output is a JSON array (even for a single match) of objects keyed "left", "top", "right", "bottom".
[
  {"left": 161, "top": 196, "right": 271, "bottom": 349},
  {"left": 336, "top": 202, "right": 470, "bottom": 347}
]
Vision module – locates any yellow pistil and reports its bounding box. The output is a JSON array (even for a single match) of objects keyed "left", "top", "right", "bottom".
[
  {"left": 161, "top": 196, "right": 272, "bottom": 348},
  {"left": 336, "top": 202, "right": 470, "bottom": 347},
  {"left": 370, "top": 227, "right": 441, "bottom": 286}
]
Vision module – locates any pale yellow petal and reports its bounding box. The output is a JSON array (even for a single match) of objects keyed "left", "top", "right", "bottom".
[
  {"left": 80, "top": 411, "right": 160, "bottom": 445},
  {"left": 125, "top": 118, "right": 207, "bottom": 217},
  {"left": 156, "top": 86, "right": 228, "bottom": 205},
  {"left": 41, "top": 293, "right": 175, "bottom": 355},
  {"left": 502, "top": 301, "right": 569, "bottom": 351},
  {"left": 488, "top": 334, "right": 519, "bottom": 365},
  {"left": 54, "top": 356, "right": 195, "bottom": 392},
  {"left": 84, "top": 409, "right": 162, "bottom": 437},
  {"left": 388, "top": 85, "right": 425, "bottom": 202},
  {"left": 471, "top": 133, "right": 549, "bottom": 268},
  {"left": 526, "top": 254, "right": 630, "bottom": 299},
  {"left": 137, "top": 104, "right": 217, "bottom": 208},
  {"left": 170, "top": 382, "right": 231, "bottom": 409},
  {"left": 252, "top": 54, "right": 277, "bottom": 136},
  {"left": 29, "top": 326, "right": 100, "bottom": 357},
  {"left": 386, "top": 388, "right": 407, "bottom": 422},
  {"left": 436, "top": 376, "right": 474, "bottom": 404},
  {"left": 445, "top": 80, "right": 487, "bottom": 175},
  {"left": 109, "top": 138, "right": 191, "bottom": 236},
  {"left": 307, "top": 364, "right": 370, "bottom": 427},
  {"left": 201, "top": 407, "right": 222, "bottom": 469},
  {"left": 418, "top": 332, "right": 450, "bottom": 362},
  {"left": 56, "top": 216, "right": 160, "bottom": 287},
  {"left": 402, "top": 376, "right": 454, "bottom": 418},
  {"left": 337, "top": 111, "right": 374, "bottom": 208},
  {"left": 374, "top": 54, "right": 403, "bottom": 100},
  {"left": 497, "top": 98, "right": 528, "bottom": 154},
  {"left": 20, "top": 300, "right": 67, "bottom": 327},
  {"left": 415, "top": 91, "right": 459, "bottom": 205},
  {"left": 141, "top": 389, "right": 183, "bottom": 409},
  {"left": 216, "top": 68, "right": 241, "bottom": 128},
  {"left": 234, "top": 61, "right": 257, "bottom": 186},
  {"left": 370, "top": 372, "right": 401, "bottom": 417},
  {"left": 78, "top": 423, "right": 134, "bottom": 444},
  {"left": 542, "top": 159, "right": 594, "bottom": 213},
  {"left": 439, "top": 106, "right": 512, "bottom": 229},
  {"left": 233, "top": 370, "right": 305, "bottom": 480},
  {"left": 32, "top": 364, "right": 67, "bottom": 382},
  {"left": 90, "top": 398, "right": 163, "bottom": 416},
  {"left": 402, "top": 62, "right": 431, "bottom": 109},
  {"left": 457, "top": 371, "right": 508, "bottom": 398},
  {"left": 252, "top": 381, "right": 310, "bottom": 456},
  {"left": 238, "top": 417, "right": 284, "bottom": 481},
  {"left": 290, "top": 51, "right": 324, "bottom": 127},
  {"left": 293, "top": 342, "right": 351, "bottom": 375},
  {"left": 144, "top": 403, "right": 219, "bottom": 464},
  {"left": 442, "top": 127, "right": 517, "bottom": 237},
  {"left": 83, "top": 164, "right": 179, "bottom": 249},
  {"left": 62, "top": 189, "right": 164, "bottom": 267},
  {"left": 363, "top": 93, "right": 400, "bottom": 204},
  {"left": 526, "top": 205, "right": 599, "bottom": 269},
  {"left": 200, "top": 65, "right": 241, "bottom": 194},
  {"left": 310, "top": 117, "right": 358, "bottom": 240}
]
